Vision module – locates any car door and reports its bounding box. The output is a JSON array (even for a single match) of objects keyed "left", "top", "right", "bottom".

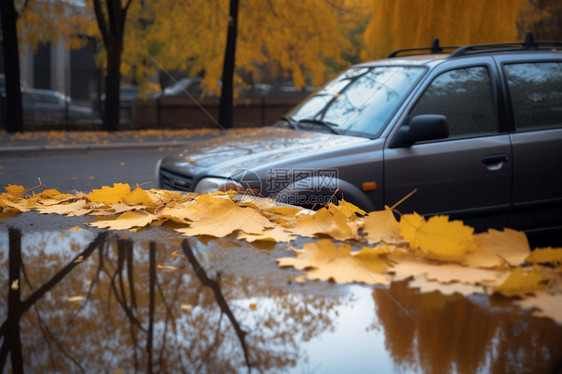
[
  {"left": 384, "top": 61, "right": 511, "bottom": 230},
  {"left": 499, "top": 57, "right": 562, "bottom": 231},
  {"left": 35, "top": 92, "right": 65, "bottom": 121}
]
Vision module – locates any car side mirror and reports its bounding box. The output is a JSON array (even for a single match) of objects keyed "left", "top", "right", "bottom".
[{"left": 389, "top": 114, "right": 449, "bottom": 148}]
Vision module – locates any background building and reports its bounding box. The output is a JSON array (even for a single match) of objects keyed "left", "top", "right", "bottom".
[{"left": 0, "top": 38, "right": 101, "bottom": 109}]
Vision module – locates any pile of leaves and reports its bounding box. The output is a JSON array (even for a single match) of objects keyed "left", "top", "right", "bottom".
[{"left": 1, "top": 183, "right": 561, "bottom": 323}]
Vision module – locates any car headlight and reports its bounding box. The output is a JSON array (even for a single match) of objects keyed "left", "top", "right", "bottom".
[{"left": 193, "top": 177, "right": 245, "bottom": 194}]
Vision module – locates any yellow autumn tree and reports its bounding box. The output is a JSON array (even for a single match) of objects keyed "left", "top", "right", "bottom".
[
  {"left": 516, "top": 0, "right": 562, "bottom": 40},
  {"left": 122, "top": 0, "right": 369, "bottom": 95},
  {"left": 364, "top": 0, "right": 525, "bottom": 59},
  {"left": 16, "top": 0, "right": 92, "bottom": 50}
]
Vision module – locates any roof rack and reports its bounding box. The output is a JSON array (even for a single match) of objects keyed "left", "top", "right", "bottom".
[
  {"left": 449, "top": 32, "right": 562, "bottom": 57},
  {"left": 387, "top": 38, "right": 459, "bottom": 58},
  {"left": 387, "top": 33, "right": 562, "bottom": 59}
]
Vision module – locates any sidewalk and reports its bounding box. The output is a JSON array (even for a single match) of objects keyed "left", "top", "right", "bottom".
[{"left": 0, "top": 128, "right": 225, "bottom": 154}]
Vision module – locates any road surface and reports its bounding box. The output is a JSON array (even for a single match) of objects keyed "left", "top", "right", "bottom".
[{"left": 0, "top": 147, "right": 175, "bottom": 192}]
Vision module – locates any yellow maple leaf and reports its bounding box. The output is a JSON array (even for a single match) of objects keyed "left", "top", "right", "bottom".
[
  {"left": 389, "top": 253, "right": 508, "bottom": 287},
  {"left": 464, "top": 228, "right": 530, "bottom": 268},
  {"left": 399, "top": 213, "right": 475, "bottom": 261},
  {"left": 157, "top": 202, "right": 196, "bottom": 224},
  {"left": 176, "top": 195, "right": 273, "bottom": 237},
  {"left": 262, "top": 205, "right": 307, "bottom": 226},
  {"left": 87, "top": 210, "right": 158, "bottom": 231},
  {"left": 328, "top": 200, "right": 366, "bottom": 220},
  {"left": 526, "top": 247, "right": 562, "bottom": 265},
  {"left": 35, "top": 189, "right": 73, "bottom": 201},
  {"left": 0, "top": 195, "right": 31, "bottom": 212},
  {"left": 35, "top": 199, "right": 90, "bottom": 215},
  {"left": 267, "top": 206, "right": 305, "bottom": 217},
  {"left": 87, "top": 183, "right": 131, "bottom": 205},
  {"left": 4, "top": 185, "right": 26, "bottom": 195},
  {"left": 237, "top": 226, "right": 295, "bottom": 243},
  {"left": 362, "top": 206, "right": 403, "bottom": 244},
  {"left": 494, "top": 266, "right": 549, "bottom": 297},
  {"left": 277, "top": 239, "right": 393, "bottom": 285},
  {"left": 150, "top": 188, "right": 183, "bottom": 201},
  {"left": 288, "top": 206, "right": 358, "bottom": 241},
  {"left": 122, "top": 187, "right": 160, "bottom": 206}
]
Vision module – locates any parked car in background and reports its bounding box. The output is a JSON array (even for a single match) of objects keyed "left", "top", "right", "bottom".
[
  {"left": 162, "top": 77, "right": 208, "bottom": 98},
  {"left": 22, "top": 88, "right": 97, "bottom": 123},
  {"left": 158, "top": 34, "right": 562, "bottom": 233},
  {"left": 160, "top": 77, "right": 315, "bottom": 99}
]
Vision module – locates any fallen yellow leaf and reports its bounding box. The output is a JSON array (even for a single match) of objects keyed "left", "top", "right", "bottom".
[
  {"left": 464, "top": 228, "right": 530, "bottom": 268},
  {"left": 288, "top": 206, "right": 358, "bottom": 241},
  {"left": 495, "top": 266, "right": 549, "bottom": 297},
  {"left": 277, "top": 239, "right": 393, "bottom": 285},
  {"left": 329, "top": 199, "right": 366, "bottom": 220},
  {"left": 122, "top": 187, "right": 160, "bottom": 206},
  {"left": 4, "top": 185, "right": 25, "bottom": 195},
  {"left": 87, "top": 210, "right": 158, "bottom": 231},
  {"left": 399, "top": 213, "right": 475, "bottom": 261},
  {"left": 362, "top": 206, "right": 403, "bottom": 244},
  {"left": 36, "top": 200, "right": 90, "bottom": 215},
  {"left": 526, "top": 247, "right": 562, "bottom": 265},
  {"left": 237, "top": 226, "right": 295, "bottom": 243},
  {"left": 87, "top": 183, "right": 131, "bottom": 205},
  {"left": 176, "top": 195, "right": 273, "bottom": 237}
]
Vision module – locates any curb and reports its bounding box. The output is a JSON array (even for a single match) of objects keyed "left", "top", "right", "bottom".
[{"left": 0, "top": 141, "right": 195, "bottom": 155}]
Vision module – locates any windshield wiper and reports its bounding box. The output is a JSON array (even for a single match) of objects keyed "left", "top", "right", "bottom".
[
  {"left": 279, "top": 116, "right": 301, "bottom": 130},
  {"left": 298, "top": 118, "right": 341, "bottom": 134}
]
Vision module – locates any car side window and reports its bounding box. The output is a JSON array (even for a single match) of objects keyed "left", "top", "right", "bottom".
[
  {"left": 410, "top": 66, "right": 497, "bottom": 138},
  {"left": 503, "top": 62, "right": 562, "bottom": 130}
]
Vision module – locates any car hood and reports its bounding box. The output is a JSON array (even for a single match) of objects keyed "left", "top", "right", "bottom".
[{"left": 160, "top": 126, "right": 370, "bottom": 177}]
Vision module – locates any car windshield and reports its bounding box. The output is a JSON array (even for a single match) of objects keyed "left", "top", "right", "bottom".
[{"left": 284, "top": 65, "right": 426, "bottom": 137}]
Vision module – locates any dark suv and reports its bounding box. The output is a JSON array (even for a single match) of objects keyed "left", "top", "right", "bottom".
[{"left": 157, "top": 34, "right": 562, "bottom": 232}]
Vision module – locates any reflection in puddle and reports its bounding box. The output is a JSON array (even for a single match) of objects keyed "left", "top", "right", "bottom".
[
  {"left": 374, "top": 282, "right": 562, "bottom": 374},
  {"left": 0, "top": 227, "right": 348, "bottom": 373},
  {"left": 0, "top": 226, "right": 561, "bottom": 373}
]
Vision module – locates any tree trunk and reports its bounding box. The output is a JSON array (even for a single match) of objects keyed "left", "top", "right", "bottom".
[
  {"left": 218, "top": 0, "right": 239, "bottom": 129},
  {"left": 0, "top": 0, "right": 24, "bottom": 133},
  {"left": 93, "top": 0, "right": 132, "bottom": 132}
]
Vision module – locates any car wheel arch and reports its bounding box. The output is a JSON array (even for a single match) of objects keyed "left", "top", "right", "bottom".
[{"left": 271, "top": 176, "right": 375, "bottom": 211}]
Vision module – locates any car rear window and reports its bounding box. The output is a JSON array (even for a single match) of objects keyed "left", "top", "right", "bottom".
[{"left": 504, "top": 62, "right": 562, "bottom": 130}]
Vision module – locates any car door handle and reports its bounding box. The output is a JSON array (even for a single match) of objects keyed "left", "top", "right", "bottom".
[
  {"left": 482, "top": 154, "right": 509, "bottom": 164},
  {"left": 482, "top": 154, "right": 509, "bottom": 171}
]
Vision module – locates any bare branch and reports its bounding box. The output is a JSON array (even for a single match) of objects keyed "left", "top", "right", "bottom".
[{"left": 181, "top": 240, "right": 252, "bottom": 371}]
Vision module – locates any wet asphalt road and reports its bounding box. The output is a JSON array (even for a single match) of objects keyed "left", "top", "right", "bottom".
[{"left": 0, "top": 147, "right": 173, "bottom": 193}]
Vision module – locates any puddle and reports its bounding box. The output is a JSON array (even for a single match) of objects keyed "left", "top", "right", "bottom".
[{"left": 1, "top": 217, "right": 561, "bottom": 373}]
